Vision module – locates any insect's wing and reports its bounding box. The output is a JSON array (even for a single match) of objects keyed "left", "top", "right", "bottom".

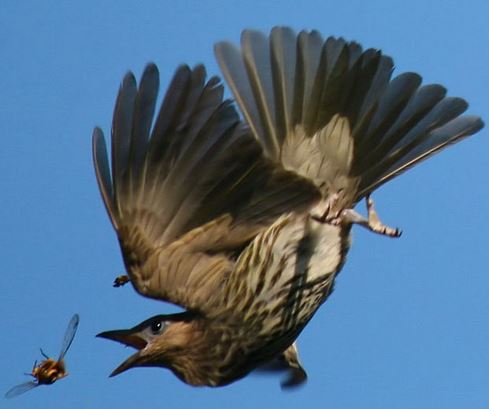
[
  {"left": 5, "top": 381, "right": 38, "bottom": 399},
  {"left": 58, "top": 314, "right": 79, "bottom": 361}
]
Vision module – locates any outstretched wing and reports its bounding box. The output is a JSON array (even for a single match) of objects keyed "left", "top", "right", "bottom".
[
  {"left": 5, "top": 381, "right": 38, "bottom": 399},
  {"left": 58, "top": 314, "right": 80, "bottom": 361},
  {"left": 93, "top": 63, "right": 319, "bottom": 313},
  {"left": 215, "top": 27, "right": 483, "bottom": 208}
]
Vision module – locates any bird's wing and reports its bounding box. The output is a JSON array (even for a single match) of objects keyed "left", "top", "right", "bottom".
[
  {"left": 215, "top": 27, "right": 483, "bottom": 207},
  {"left": 93, "top": 63, "right": 319, "bottom": 313}
]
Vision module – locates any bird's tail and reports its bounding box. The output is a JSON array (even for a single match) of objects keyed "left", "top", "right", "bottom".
[{"left": 215, "top": 27, "right": 483, "bottom": 208}]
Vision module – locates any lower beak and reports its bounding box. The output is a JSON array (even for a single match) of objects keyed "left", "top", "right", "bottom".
[{"left": 108, "top": 352, "right": 143, "bottom": 377}]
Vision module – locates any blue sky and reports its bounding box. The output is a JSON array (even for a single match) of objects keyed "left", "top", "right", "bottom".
[{"left": 1, "top": 0, "right": 488, "bottom": 408}]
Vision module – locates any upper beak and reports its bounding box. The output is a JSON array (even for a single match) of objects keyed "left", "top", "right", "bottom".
[
  {"left": 97, "top": 328, "right": 148, "bottom": 377},
  {"left": 97, "top": 328, "right": 147, "bottom": 349}
]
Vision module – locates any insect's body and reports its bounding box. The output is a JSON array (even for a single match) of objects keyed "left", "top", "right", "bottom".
[
  {"left": 5, "top": 314, "right": 79, "bottom": 399},
  {"left": 31, "top": 358, "right": 67, "bottom": 385}
]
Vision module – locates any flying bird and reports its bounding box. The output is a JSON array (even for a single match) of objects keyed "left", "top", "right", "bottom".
[
  {"left": 94, "top": 27, "right": 483, "bottom": 388},
  {"left": 5, "top": 314, "right": 80, "bottom": 398}
]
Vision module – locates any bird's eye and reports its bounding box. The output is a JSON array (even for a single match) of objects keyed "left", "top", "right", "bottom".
[{"left": 150, "top": 320, "right": 163, "bottom": 334}]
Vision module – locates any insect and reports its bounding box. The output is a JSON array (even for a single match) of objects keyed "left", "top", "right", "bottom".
[{"left": 5, "top": 314, "right": 80, "bottom": 399}]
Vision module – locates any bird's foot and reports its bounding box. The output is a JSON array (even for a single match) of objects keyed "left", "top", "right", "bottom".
[
  {"left": 113, "top": 275, "right": 130, "bottom": 287},
  {"left": 338, "top": 195, "right": 402, "bottom": 238}
]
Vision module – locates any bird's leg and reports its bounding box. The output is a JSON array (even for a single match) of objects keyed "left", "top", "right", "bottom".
[
  {"left": 339, "top": 195, "right": 402, "bottom": 238},
  {"left": 113, "top": 275, "right": 130, "bottom": 287},
  {"left": 40, "top": 348, "right": 49, "bottom": 359},
  {"left": 311, "top": 192, "right": 341, "bottom": 223},
  {"left": 280, "top": 342, "right": 307, "bottom": 389}
]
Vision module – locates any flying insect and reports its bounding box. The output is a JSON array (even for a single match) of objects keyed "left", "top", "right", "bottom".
[{"left": 5, "top": 314, "right": 80, "bottom": 399}]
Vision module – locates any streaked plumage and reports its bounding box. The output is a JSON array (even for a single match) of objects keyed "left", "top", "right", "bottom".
[{"left": 94, "top": 27, "right": 483, "bottom": 388}]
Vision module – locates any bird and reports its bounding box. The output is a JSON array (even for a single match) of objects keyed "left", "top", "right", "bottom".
[{"left": 94, "top": 27, "right": 483, "bottom": 389}]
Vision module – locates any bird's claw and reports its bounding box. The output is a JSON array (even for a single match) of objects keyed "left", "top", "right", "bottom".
[
  {"left": 365, "top": 194, "right": 402, "bottom": 237},
  {"left": 337, "top": 195, "right": 402, "bottom": 238},
  {"left": 113, "top": 275, "right": 130, "bottom": 287}
]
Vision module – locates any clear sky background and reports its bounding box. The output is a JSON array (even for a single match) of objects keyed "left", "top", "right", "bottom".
[{"left": 1, "top": 1, "right": 488, "bottom": 408}]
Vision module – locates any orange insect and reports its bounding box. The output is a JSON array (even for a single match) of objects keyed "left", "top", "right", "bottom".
[{"left": 5, "top": 314, "right": 79, "bottom": 399}]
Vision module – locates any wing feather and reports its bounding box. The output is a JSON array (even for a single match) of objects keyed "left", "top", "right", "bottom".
[
  {"left": 92, "top": 127, "right": 117, "bottom": 228},
  {"left": 111, "top": 73, "right": 137, "bottom": 214},
  {"left": 93, "top": 63, "right": 319, "bottom": 313}
]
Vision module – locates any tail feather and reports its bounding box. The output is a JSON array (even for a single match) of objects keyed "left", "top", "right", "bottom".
[
  {"left": 354, "top": 72, "right": 422, "bottom": 151},
  {"left": 358, "top": 115, "right": 483, "bottom": 195},
  {"left": 215, "top": 27, "right": 483, "bottom": 207}
]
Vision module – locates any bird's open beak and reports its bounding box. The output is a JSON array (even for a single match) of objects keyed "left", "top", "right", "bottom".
[
  {"left": 97, "top": 328, "right": 148, "bottom": 377},
  {"left": 108, "top": 351, "right": 143, "bottom": 377},
  {"left": 97, "top": 328, "right": 148, "bottom": 349}
]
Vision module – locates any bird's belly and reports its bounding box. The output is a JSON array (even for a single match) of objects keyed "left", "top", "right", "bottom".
[
  {"left": 237, "top": 214, "right": 350, "bottom": 332},
  {"left": 210, "top": 214, "right": 351, "bottom": 386}
]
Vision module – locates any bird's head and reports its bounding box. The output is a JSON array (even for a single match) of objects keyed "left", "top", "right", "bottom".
[{"left": 97, "top": 311, "right": 198, "bottom": 377}]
